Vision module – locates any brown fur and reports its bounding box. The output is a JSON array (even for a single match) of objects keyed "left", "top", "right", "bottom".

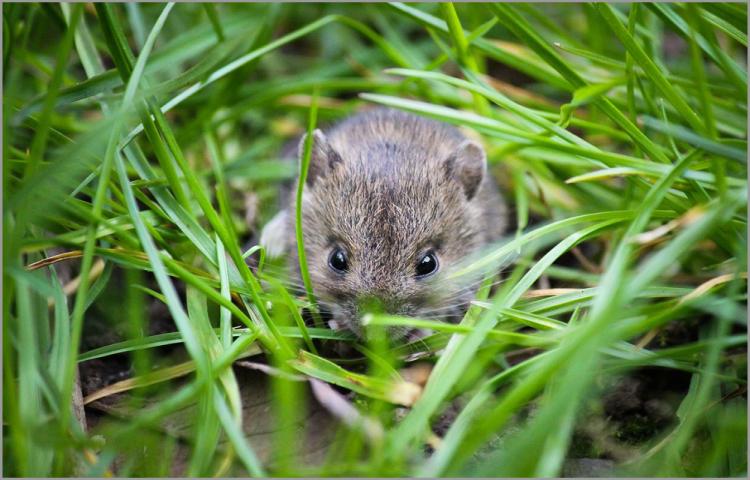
[{"left": 271, "top": 109, "right": 507, "bottom": 338}]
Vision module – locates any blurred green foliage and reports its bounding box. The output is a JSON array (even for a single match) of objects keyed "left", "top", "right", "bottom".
[{"left": 3, "top": 2, "right": 747, "bottom": 477}]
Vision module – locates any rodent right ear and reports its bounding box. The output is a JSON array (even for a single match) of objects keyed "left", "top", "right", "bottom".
[
  {"left": 444, "top": 140, "right": 486, "bottom": 200},
  {"left": 299, "top": 129, "right": 343, "bottom": 186}
]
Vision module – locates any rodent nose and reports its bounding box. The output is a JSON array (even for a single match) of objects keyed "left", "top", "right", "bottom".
[{"left": 356, "top": 295, "right": 400, "bottom": 316}]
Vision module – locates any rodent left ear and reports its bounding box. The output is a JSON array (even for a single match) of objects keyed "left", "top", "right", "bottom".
[
  {"left": 299, "top": 129, "right": 343, "bottom": 186},
  {"left": 444, "top": 140, "right": 486, "bottom": 200}
]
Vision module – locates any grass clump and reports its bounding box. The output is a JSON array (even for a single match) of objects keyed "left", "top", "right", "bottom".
[{"left": 3, "top": 2, "right": 747, "bottom": 477}]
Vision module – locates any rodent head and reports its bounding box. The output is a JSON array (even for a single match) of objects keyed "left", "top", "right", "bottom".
[{"left": 295, "top": 127, "right": 489, "bottom": 340}]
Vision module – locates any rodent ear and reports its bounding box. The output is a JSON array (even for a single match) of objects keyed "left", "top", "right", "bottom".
[
  {"left": 444, "top": 140, "right": 486, "bottom": 200},
  {"left": 299, "top": 129, "right": 343, "bottom": 186}
]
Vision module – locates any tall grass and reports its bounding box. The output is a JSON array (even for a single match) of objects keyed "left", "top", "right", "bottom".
[{"left": 3, "top": 2, "right": 747, "bottom": 477}]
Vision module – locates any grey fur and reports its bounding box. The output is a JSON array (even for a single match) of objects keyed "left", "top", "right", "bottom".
[{"left": 266, "top": 108, "right": 507, "bottom": 338}]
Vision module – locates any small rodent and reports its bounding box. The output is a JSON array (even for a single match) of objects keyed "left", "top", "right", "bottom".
[{"left": 261, "top": 108, "right": 507, "bottom": 339}]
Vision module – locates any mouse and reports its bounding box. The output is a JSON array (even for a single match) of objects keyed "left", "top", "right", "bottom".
[{"left": 260, "top": 108, "right": 507, "bottom": 340}]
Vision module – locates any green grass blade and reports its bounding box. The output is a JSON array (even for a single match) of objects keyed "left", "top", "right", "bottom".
[
  {"left": 295, "top": 90, "right": 322, "bottom": 327},
  {"left": 595, "top": 4, "right": 705, "bottom": 134}
]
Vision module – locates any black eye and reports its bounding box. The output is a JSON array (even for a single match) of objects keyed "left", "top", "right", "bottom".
[
  {"left": 415, "top": 251, "right": 439, "bottom": 278},
  {"left": 328, "top": 248, "right": 349, "bottom": 273}
]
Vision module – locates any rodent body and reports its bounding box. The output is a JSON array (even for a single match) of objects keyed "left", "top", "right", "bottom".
[{"left": 261, "top": 109, "right": 507, "bottom": 338}]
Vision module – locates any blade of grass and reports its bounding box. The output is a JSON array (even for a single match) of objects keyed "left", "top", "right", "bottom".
[
  {"left": 212, "top": 384, "right": 265, "bottom": 476},
  {"left": 203, "top": 3, "right": 225, "bottom": 42},
  {"left": 119, "top": 15, "right": 339, "bottom": 145},
  {"left": 216, "top": 235, "right": 232, "bottom": 350},
  {"left": 595, "top": 4, "right": 705, "bottom": 134},
  {"left": 97, "top": 3, "right": 290, "bottom": 355},
  {"left": 442, "top": 151, "right": 710, "bottom": 472},
  {"left": 489, "top": 3, "right": 676, "bottom": 165},
  {"left": 648, "top": 3, "right": 747, "bottom": 94},
  {"left": 386, "top": 218, "right": 623, "bottom": 460},
  {"left": 439, "top": 3, "right": 489, "bottom": 115},
  {"left": 359, "top": 93, "right": 738, "bottom": 189},
  {"left": 61, "top": 3, "right": 176, "bottom": 444},
  {"left": 290, "top": 351, "right": 422, "bottom": 406},
  {"left": 295, "top": 89, "right": 323, "bottom": 327},
  {"left": 362, "top": 314, "right": 552, "bottom": 347},
  {"left": 386, "top": 2, "right": 569, "bottom": 90},
  {"left": 23, "top": 5, "right": 81, "bottom": 179}
]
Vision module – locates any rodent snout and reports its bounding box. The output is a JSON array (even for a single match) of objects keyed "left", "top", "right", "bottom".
[
  {"left": 346, "top": 295, "right": 418, "bottom": 342},
  {"left": 355, "top": 295, "right": 404, "bottom": 317}
]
